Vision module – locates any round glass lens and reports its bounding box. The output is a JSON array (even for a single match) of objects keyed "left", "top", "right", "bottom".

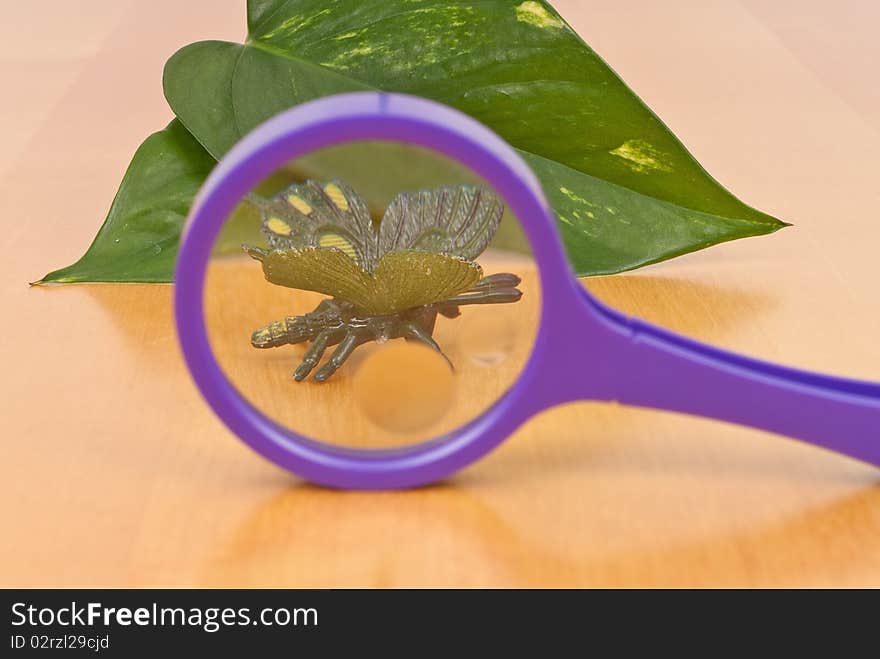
[{"left": 203, "top": 139, "right": 541, "bottom": 450}]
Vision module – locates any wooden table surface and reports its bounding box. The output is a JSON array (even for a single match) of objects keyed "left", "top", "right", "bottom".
[{"left": 2, "top": 1, "right": 879, "bottom": 587}]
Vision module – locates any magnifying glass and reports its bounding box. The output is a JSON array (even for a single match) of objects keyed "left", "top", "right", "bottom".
[{"left": 175, "top": 92, "right": 880, "bottom": 489}]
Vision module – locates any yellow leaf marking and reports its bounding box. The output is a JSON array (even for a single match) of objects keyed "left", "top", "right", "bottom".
[
  {"left": 515, "top": 2, "right": 563, "bottom": 29},
  {"left": 609, "top": 139, "right": 673, "bottom": 173}
]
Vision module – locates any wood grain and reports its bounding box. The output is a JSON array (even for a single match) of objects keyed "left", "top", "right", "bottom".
[{"left": 1, "top": 0, "right": 878, "bottom": 587}]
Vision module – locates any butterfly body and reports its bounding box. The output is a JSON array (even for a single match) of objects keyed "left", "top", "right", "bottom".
[{"left": 244, "top": 180, "right": 522, "bottom": 381}]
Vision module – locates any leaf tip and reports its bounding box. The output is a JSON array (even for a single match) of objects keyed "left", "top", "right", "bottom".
[
  {"left": 30, "top": 270, "right": 81, "bottom": 286},
  {"left": 767, "top": 218, "right": 794, "bottom": 232}
]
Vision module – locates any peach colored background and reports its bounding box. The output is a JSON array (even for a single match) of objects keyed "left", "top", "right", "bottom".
[{"left": 1, "top": 1, "right": 879, "bottom": 586}]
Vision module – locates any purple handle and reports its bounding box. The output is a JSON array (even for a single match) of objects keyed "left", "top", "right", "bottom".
[
  {"left": 176, "top": 91, "right": 880, "bottom": 487},
  {"left": 556, "top": 289, "right": 880, "bottom": 466}
]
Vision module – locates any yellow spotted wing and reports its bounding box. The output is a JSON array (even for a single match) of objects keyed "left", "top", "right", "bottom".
[{"left": 250, "top": 180, "right": 378, "bottom": 270}]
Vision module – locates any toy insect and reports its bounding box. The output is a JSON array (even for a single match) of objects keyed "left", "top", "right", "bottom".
[{"left": 243, "top": 180, "right": 523, "bottom": 382}]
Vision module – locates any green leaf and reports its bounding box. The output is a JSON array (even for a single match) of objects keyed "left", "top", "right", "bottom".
[
  {"left": 165, "top": 0, "right": 786, "bottom": 276},
  {"left": 45, "top": 0, "right": 787, "bottom": 283},
  {"left": 36, "top": 120, "right": 215, "bottom": 284}
]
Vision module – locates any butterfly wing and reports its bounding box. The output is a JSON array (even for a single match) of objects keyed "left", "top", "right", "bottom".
[
  {"left": 369, "top": 250, "right": 482, "bottom": 315},
  {"left": 377, "top": 185, "right": 503, "bottom": 262},
  {"left": 245, "top": 247, "right": 480, "bottom": 315},
  {"left": 245, "top": 245, "right": 374, "bottom": 310},
  {"left": 250, "top": 180, "right": 378, "bottom": 271},
  {"left": 245, "top": 183, "right": 492, "bottom": 313}
]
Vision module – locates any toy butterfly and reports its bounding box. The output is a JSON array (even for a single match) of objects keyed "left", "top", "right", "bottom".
[{"left": 243, "top": 180, "right": 523, "bottom": 381}]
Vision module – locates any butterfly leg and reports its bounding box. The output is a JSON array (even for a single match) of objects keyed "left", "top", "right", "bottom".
[
  {"left": 472, "top": 273, "right": 521, "bottom": 290},
  {"left": 403, "top": 322, "right": 453, "bottom": 370},
  {"left": 445, "top": 287, "right": 522, "bottom": 306},
  {"left": 293, "top": 328, "right": 341, "bottom": 381},
  {"left": 313, "top": 331, "right": 366, "bottom": 382},
  {"left": 432, "top": 273, "right": 523, "bottom": 319}
]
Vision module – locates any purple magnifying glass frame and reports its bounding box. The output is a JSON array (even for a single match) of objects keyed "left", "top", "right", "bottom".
[{"left": 175, "top": 92, "right": 880, "bottom": 489}]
